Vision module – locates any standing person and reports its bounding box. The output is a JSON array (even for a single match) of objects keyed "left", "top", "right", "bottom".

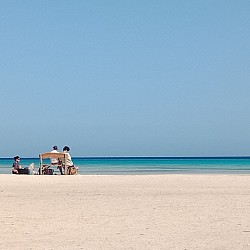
[
  {"left": 63, "top": 146, "right": 78, "bottom": 175},
  {"left": 12, "top": 156, "right": 34, "bottom": 175}
]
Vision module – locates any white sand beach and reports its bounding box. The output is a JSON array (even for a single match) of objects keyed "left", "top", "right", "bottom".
[{"left": 0, "top": 174, "right": 250, "bottom": 250}]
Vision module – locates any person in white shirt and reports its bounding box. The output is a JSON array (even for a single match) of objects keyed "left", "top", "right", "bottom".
[
  {"left": 50, "top": 145, "right": 59, "bottom": 164},
  {"left": 50, "top": 145, "right": 63, "bottom": 175},
  {"left": 62, "top": 146, "right": 74, "bottom": 166},
  {"left": 63, "top": 146, "right": 78, "bottom": 175}
]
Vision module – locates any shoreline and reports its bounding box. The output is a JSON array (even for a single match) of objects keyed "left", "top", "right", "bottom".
[
  {"left": 1, "top": 174, "right": 250, "bottom": 249},
  {"left": 1, "top": 169, "right": 250, "bottom": 175}
]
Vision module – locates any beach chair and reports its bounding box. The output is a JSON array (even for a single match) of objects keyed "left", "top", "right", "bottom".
[{"left": 39, "top": 152, "right": 69, "bottom": 175}]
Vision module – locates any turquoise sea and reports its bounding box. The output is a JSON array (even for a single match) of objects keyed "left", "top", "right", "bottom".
[{"left": 1, "top": 157, "right": 250, "bottom": 175}]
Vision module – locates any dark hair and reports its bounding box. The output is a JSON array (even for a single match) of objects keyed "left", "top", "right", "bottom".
[
  {"left": 14, "top": 156, "right": 20, "bottom": 161},
  {"left": 63, "top": 146, "right": 70, "bottom": 151},
  {"left": 53, "top": 145, "right": 58, "bottom": 150}
]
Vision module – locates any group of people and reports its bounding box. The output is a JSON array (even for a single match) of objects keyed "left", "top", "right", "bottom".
[
  {"left": 49, "top": 145, "right": 76, "bottom": 175},
  {"left": 12, "top": 145, "right": 76, "bottom": 175}
]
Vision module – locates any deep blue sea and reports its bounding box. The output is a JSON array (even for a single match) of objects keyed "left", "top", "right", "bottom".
[{"left": 1, "top": 157, "right": 250, "bottom": 175}]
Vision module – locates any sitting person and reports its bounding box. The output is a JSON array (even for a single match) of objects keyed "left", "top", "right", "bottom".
[
  {"left": 50, "top": 145, "right": 59, "bottom": 164},
  {"left": 50, "top": 145, "right": 63, "bottom": 175},
  {"left": 62, "top": 146, "right": 78, "bottom": 175},
  {"left": 12, "top": 156, "right": 35, "bottom": 175}
]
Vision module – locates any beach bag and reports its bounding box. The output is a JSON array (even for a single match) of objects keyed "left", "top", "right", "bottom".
[
  {"left": 67, "top": 166, "right": 78, "bottom": 175},
  {"left": 18, "top": 168, "right": 30, "bottom": 175},
  {"left": 44, "top": 168, "right": 54, "bottom": 175}
]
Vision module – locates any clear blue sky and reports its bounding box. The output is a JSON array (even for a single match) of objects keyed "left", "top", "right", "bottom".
[{"left": 1, "top": 1, "right": 250, "bottom": 157}]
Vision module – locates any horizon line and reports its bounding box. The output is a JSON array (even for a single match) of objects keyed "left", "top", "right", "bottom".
[{"left": 1, "top": 156, "right": 250, "bottom": 159}]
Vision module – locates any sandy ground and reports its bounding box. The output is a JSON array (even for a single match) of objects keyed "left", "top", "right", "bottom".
[{"left": 0, "top": 174, "right": 250, "bottom": 250}]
